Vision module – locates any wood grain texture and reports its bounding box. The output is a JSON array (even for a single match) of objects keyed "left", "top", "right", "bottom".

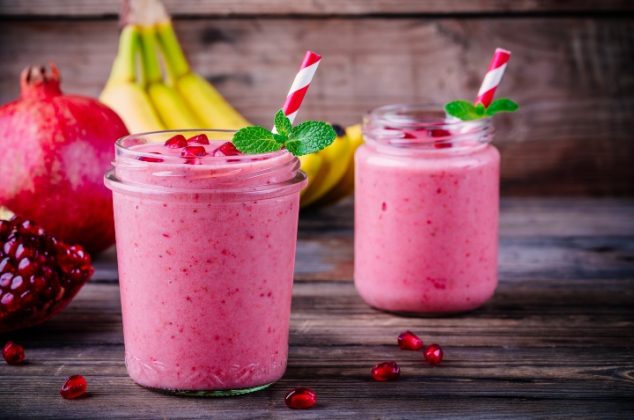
[
  {"left": 1, "top": 199, "right": 633, "bottom": 418},
  {"left": 91, "top": 198, "right": 634, "bottom": 282},
  {"left": 1, "top": 0, "right": 633, "bottom": 18},
  {"left": 0, "top": 17, "right": 633, "bottom": 195}
]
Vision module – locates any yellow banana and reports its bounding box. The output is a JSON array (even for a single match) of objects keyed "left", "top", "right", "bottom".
[
  {"left": 155, "top": 21, "right": 250, "bottom": 130},
  {"left": 300, "top": 131, "right": 352, "bottom": 207},
  {"left": 99, "top": 25, "right": 165, "bottom": 133},
  {"left": 139, "top": 26, "right": 202, "bottom": 130},
  {"left": 311, "top": 124, "right": 364, "bottom": 206},
  {"left": 298, "top": 153, "right": 323, "bottom": 196}
]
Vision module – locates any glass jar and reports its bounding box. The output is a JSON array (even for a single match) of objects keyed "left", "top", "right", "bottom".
[
  {"left": 355, "top": 105, "right": 499, "bottom": 314},
  {"left": 104, "top": 130, "right": 306, "bottom": 396}
]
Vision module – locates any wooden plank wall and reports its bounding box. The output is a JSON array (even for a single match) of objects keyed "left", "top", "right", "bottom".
[{"left": 0, "top": 1, "right": 633, "bottom": 196}]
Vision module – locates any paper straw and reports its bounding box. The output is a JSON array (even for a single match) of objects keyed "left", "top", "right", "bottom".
[
  {"left": 475, "top": 48, "right": 511, "bottom": 107},
  {"left": 274, "top": 51, "right": 321, "bottom": 131}
]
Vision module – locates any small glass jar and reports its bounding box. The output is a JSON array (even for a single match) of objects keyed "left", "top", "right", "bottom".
[
  {"left": 355, "top": 105, "right": 499, "bottom": 314},
  {"left": 104, "top": 130, "right": 306, "bottom": 396}
]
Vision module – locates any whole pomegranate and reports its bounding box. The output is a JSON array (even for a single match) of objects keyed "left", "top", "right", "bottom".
[{"left": 0, "top": 64, "right": 128, "bottom": 253}]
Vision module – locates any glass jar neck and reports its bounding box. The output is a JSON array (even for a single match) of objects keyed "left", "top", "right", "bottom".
[
  {"left": 363, "top": 104, "right": 494, "bottom": 156},
  {"left": 105, "top": 130, "right": 306, "bottom": 200}
]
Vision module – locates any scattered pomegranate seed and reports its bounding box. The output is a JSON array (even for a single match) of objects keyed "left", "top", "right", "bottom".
[
  {"left": 164, "top": 134, "right": 187, "bottom": 149},
  {"left": 397, "top": 330, "right": 424, "bottom": 350},
  {"left": 181, "top": 146, "right": 207, "bottom": 158},
  {"left": 285, "top": 387, "right": 317, "bottom": 409},
  {"left": 2, "top": 341, "right": 25, "bottom": 365},
  {"left": 60, "top": 374, "right": 87, "bottom": 400},
  {"left": 187, "top": 134, "right": 210, "bottom": 145},
  {"left": 214, "top": 142, "right": 241, "bottom": 157},
  {"left": 138, "top": 152, "right": 164, "bottom": 163},
  {"left": 424, "top": 344, "right": 444, "bottom": 365},
  {"left": 371, "top": 361, "right": 400, "bottom": 381}
]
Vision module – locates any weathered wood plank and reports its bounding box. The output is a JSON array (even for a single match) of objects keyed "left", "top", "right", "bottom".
[
  {"left": 1, "top": 199, "right": 633, "bottom": 417},
  {"left": 91, "top": 198, "right": 634, "bottom": 282},
  {"left": 1, "top": 277, "right": 632, "bottom": 418},
  {"left": 1, "top": 0, "right": 633, "bottom": 18},
  {"left": 299, "top": 198, "right": 634, "bottom": 236},
  {"left": 0, "top": 18, "right": 632, "bottom": 195}
]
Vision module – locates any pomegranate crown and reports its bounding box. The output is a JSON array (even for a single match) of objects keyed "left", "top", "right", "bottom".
[{"left": 19, "top": 63, "right": 62, "bottom": 99}]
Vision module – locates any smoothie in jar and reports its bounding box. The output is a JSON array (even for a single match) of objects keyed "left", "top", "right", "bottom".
[
  {"left": 105, "top": 131, "right": 306, "bottom": 395},
  {"left": 354, "top": 105, "right": 499, "bottom": 314}
]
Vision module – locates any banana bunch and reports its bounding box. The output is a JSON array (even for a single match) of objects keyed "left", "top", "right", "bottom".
[
  {"left": 100, "top": 0, "right": 363, "bottom": 208},
  {"left": 299, "top": 124, "right": 363, "bottom": 208}
]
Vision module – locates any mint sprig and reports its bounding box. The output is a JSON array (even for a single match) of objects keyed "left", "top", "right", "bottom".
[
  {"left": 445, "top": 98, "right": 519, "bottom": 121},
  {"left": 233, "top": 109, "right": 336, "bottom": 156}
]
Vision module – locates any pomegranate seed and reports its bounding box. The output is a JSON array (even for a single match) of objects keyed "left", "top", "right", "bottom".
[
  {"left": 0, "top": 273, "right": 12, "bottom": 287},
  {"left": 3, "top": 238, "right": 18, "bottom": 257},
  {"left": 214, "top": 142, "right": 241, "bottom": 157},
  {"left": 1, "top": 293, "right": 18, "bottom": 312},
  {"left": 397, "top": 330, "right": 423, "bottom": 350},
  {"left": 187, "top": 134, "right": 210, "bottom": 145},
  {"left": 164, "top": 134, "right": 188, "bottom": 149},
  {"left": 17, "top": 258, "right": 36, "bottom": 277},
  {"left": 424, "top": 344, "right": 444, "bottom": 365},
  {"left": 431, "top": 129, "right": 452, "bottom": 149},
  {"left": 285, "top": 387, "right": 317, "bottom": 409},
  {"left": 2, "top": 341, "right": 25, "bottom": 365},
  {"left": 181, "top": 146, "right": 207, "bottom": 158},
  {"left": 60, "top": 375, "right": 87, "bottom": 400},
  {"left": 371, "top": 361, "right": 400, "bottom": 381},
  {"left": 430, "top": 129, "right": 451, "bottom": 138},
  {"left": 138, "top": 152, "right": 164, "bottom": 163}
]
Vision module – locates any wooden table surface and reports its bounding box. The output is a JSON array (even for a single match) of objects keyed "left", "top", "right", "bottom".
[{"left": 1, "top": 198, "right": 633, "bottom": 418}]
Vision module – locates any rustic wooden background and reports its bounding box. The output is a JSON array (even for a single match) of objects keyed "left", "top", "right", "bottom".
[{"left": 0, "top": 0, "right": 633, "bottom": 195}]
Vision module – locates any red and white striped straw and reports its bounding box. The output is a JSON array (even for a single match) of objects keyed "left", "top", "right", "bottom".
[
  {"left": 279, "top": 50, "right": 322, "bottom": 125},
  {"left": 475, "top": 48, "right": 511, "bottom": 107}
]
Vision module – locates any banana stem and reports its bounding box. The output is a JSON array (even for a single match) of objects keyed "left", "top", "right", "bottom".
[
  {"left": 138, "top": 26, "right": 163, "bottom": 85},
  {"left": 156, "top": 21, "right": 191, "bottom": 78},
  {"left": 109, "top": 25, "right": 141, "bottom": 83}
]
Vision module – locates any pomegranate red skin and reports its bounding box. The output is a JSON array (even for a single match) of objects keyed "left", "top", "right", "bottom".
[{"left": 0, "top": 65, "right": 128, "bottom": 254}]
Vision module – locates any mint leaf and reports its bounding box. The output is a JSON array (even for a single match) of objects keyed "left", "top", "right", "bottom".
[
  {"left": 233, "top": 126, "right": 282, "bottom": 154},
  {"left": 273, "top": 133, "right": 287, "bottom": 144},
  {"left": 285, "top": 121, "right": 336, "bottom": 156},
  {"left": 444, "top": 100, "right": 480, "bottom": 121},
  {"left": 274, "top": 109, "right": 292, "bottom": 137},
  {"left": 475, "top": 102, "right": 486, "bottom": 116},
  {"left": 485, "top": 98, "right": 519, "bottom": 116}
]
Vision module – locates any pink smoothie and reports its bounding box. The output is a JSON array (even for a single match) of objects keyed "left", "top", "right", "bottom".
[
  {"left": 105, "top": 135, "right": 305, "bottom": 392},
  {"left": 355, "top": 110, "right": 500, "bottom": 313}
]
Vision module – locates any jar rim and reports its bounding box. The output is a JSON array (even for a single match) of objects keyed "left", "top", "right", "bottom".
[
  {"left": 105, "top": 129, "right": 306, "bottom": 200},
  {"left": 365, "top": 103, "right": 492, "bottom": 129},
  {"left": 115, "top": 129, "right": 288, "bottom": 166},
  {"left": 363, "top": 103, "right": 494, "bottom": 152}
]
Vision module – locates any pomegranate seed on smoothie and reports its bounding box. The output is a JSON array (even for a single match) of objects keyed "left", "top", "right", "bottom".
[
  {"left": 105, "top": 51, "right": 336, "bottom": 396},
  {"left": 355, "top": 49, "right": 518, "bottom": 314}
]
